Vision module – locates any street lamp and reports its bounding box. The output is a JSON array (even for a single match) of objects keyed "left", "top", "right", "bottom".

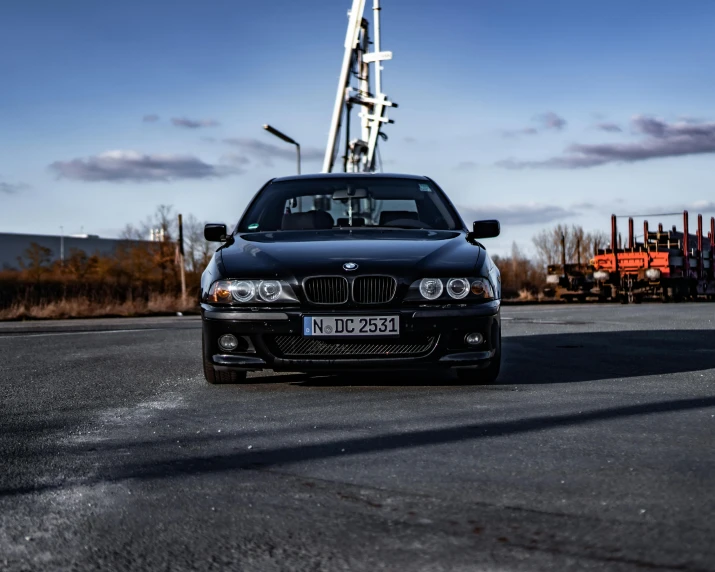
[{"left": 262, "top": 124, "right": 301, "bottom": 175}]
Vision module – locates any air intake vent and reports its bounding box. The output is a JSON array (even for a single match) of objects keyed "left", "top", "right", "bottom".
[
  {"left": 304, "top": 276, "right": 349, "bottom": 305},
  {"left": 270, "top": 335, "right": 436, "bottom": 358},
  {"left": 353, "top": 276, "right": 397, "bottom": 304}
]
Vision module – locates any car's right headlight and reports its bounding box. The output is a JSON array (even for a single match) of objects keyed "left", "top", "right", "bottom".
[
  {"left": 407, "top": 277, "right": 496, "bottom": 302},
  {"left": 467, "top": 278, "right": 495, "bottom": 300},
  {"left": 207, "top": 279, "right": 298, "bottom": 304}
]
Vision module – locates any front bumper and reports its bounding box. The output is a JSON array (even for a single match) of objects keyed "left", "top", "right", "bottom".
[{"left": 201, "top": 301, "right": 500, "bottom": 372}]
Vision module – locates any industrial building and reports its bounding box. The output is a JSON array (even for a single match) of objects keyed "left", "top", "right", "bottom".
[{"left": 0, "top": 232, "right": 143, "bottom": 271}]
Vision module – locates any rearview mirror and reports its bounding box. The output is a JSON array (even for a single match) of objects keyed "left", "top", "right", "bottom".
[
  {"left": 332, "top": 188, "right": 368, "bottom": 200},
  {"left": 471, "top": 220, "right": 500, "bottom": 239},
  {"left": 204, "top": 223, "right": 227, "bottom": 242}
]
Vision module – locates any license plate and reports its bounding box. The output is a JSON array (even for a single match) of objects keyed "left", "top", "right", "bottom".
[{"left": 303, "top": 315, "right": 399, "bottom": 337}]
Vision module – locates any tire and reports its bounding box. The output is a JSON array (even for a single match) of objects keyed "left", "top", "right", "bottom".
[
  {"left": 202, "top": 337, "right": 247, "bottom": 384},
  {"left": 456, "top": 327, "right": 501, "bottom": 385},
  {"left": 203, "top": 357, "right": 247, "bottom": 384}
]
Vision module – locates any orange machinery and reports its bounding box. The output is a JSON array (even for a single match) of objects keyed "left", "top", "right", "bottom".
[{"left": 591, "top": 211, "right": 715, "bottom": 302}]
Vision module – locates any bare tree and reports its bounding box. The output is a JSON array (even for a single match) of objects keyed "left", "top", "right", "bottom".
[
  {"left": 532, "top": 224, "right": 570, "bottom": 267},
  {"left": 183, "top": 214, "right": 215, "bottom": 273},
  {"left": 155, "top": 204, "right": 177, "bottom": 240},
  {"left": 533, "top": 224, "right": 610, "bottom": 267},
  {"left": 583, "top": 230, "right": 609, "bottom": 258},
  {"left": 65, "top": 248, "right": 97, "bottom": 281},
  {"left": 119, "top": 223, "right": 144, "bottom": 241},
  {"left": 18, "top": 242, "right": 53, "bottom": 282},
  {"left": 492, "top": 241, "right": 545, "bottom": 298}
]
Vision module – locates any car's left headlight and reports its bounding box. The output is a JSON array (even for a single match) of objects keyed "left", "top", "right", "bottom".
[
  {"left": 406, "top": 277, "right": 496, "bottom": 302},
  {"left": 207, "top": 279, "right": 299, "bottom": 304}
]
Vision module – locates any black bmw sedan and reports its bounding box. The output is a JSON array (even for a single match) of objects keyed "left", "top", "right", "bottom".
[{"left": 200, "top": 173, "right": 501, "bottom": 384}]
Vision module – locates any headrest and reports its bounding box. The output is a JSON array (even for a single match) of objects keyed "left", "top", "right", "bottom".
[
  {"left": 379, "top": 210, "right": 420, "bottom": 226},
  {"left": 281, "top": 210, "right": 334, "bottom": 230}
]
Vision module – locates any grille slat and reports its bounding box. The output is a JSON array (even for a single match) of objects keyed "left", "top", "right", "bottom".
[
  {"left": 271, "top": 335, "right": 436, "bottom": 358},
  {"left": 354, "top": 276, "right": 396, "bottom": 304},
  {"left": 304, "top": 276, "right": 349, "bottom": 305}
]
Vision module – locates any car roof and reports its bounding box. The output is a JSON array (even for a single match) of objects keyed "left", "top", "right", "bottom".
[{"left": 271, "top": 172, "right": 430, "bottom": 183}]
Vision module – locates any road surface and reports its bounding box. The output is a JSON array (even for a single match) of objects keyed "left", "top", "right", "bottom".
[{"left": 1, "top": 305, "right": 714, "bottom": 571}]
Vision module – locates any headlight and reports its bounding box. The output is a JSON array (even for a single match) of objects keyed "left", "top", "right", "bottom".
[
  {"left": 446, "top": 278, "right": 470, "bottom": 299},
  {"left": 232, "top": 280, "right": 255, "bottom": 303},
  {"left": 419, "top": 278, "right": 443, "bottom": 300},
  {"left": 258, "top": 280, "right": 282, "bottom": 302},
  {"left": 546, "top": 274, "right": 561, "bottom": 284},
  {"left": 593, "top": 270, "right": 610, "bottom": 281},
  {"left": 645, "top": 268, "right": 661, "bottom": 281},
  {"left": 208, "top": 279, "right": 298, "bottom": 304},
  {"left": 470, "top": 278, "right": 494, "bottom": 299},
  {"left": 409, "top": 277, "right": 495, "bottom": 302},
  {"left": 211, "top": 281, "right": 233, "bottom": 303}
]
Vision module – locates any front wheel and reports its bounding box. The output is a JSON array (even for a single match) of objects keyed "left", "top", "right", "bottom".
[
  {"left": 203, "top": 358, "right": 248, "bottom": 384},
  {"left": 455, "top": 328, "right": 501, "bottom": 384},
  {"left": 202, "top": 337, "right": 247, "bottom": 384}
]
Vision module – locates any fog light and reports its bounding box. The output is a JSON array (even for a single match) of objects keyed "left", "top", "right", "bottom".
[
  {"left": 218, "top": 334, "right": 239, "bottom": 352},
  {"left": 645, "top": 268, "right": 661, "bottom": 280},
  {"left": 465, "top": 332, "right": 484, "bottom": 346}
]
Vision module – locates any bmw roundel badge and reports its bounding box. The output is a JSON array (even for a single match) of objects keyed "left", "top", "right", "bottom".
[{"left": 343, "top": 262, "right": 358, "bottom": 271}]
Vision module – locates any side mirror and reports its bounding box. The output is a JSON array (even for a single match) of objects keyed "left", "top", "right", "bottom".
[
  {"left": 204, "top": 223, "right": 228, "bottom": 242},
  {"left": 471, "top": 220, "right": 500, "bottom": 239}
]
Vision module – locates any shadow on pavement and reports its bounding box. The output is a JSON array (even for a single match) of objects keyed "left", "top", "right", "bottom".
[
  {"left": 252, "top": 329, "right": 715, "bottom": 386},
  {"left": 502, "top": 329, "right": 715, "bottom": 384},
  {"left": 3, "top": 393, "right": 713, "bottom": 499},
  {"left": 3, "top": 330, "right": 715, "bottom": 498}
]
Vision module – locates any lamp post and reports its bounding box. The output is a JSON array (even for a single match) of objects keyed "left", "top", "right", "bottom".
[
  {"left": 263, "top": 124, "right": 302, "bottom": 210},
  {"left": 59, "top": 225, "right": 64, "bottom": 267},
  {"left": 262, "top": 124, "right": 301, "bottom": 175}
]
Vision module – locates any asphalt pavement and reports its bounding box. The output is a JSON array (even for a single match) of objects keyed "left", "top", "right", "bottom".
[{"left": 1, "top": 304, "right": 714, "bottom": 571}]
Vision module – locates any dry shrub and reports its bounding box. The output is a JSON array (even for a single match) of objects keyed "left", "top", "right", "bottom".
[
  {"left": 146, "top": 293, "right": 198, "bottom": 314},
  {"left": 493, "top": 243, "right": 545, "bottom": 300},
  {"left": 0, "top": 294, "right": 198, "bottom": 321},
  {"left": 517, "top": 288, "right": 536, "bottom": 302},
  {"left": 0, "top": 204, "right": 215, "bottom": 320}
]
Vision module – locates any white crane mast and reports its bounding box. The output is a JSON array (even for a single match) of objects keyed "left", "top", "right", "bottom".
[{"left": 322, "top": 0, "right": 397, "bottom": 173}]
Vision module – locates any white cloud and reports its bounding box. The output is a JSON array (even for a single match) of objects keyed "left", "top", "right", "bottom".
[
  {"left": 499, "top": 116, "right": 715, "bottom": 169},
  {"left": 49, "top": 150, "right": 238, "bottom": 182},
  {"left": 458, "top": 203, "right": 578, "bottom": 226},
  {"left": 0, "top": 181, "right": 29, "bottom": 194},
  {"left": 171, "top": 117, "right": 220, "bottom": 129},
  {"left": 223, "top": 138, "right": 324, "bottom": 165}
]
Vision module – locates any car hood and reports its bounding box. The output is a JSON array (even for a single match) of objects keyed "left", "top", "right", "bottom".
[{"left": 218, "top": 229, "right": 484, "bottom": 279}]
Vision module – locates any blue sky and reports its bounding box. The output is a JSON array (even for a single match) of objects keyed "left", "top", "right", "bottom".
[{"left": 2, "top": 0, "right": 715, "bottom": 254}]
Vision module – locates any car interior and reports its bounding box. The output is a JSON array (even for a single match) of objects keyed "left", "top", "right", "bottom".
[
  {"left": 239, "top": 179, "right": 460, "bottom": 232},
  {"left": 280, "top": 210, "right": 423, "bottom": 230}
]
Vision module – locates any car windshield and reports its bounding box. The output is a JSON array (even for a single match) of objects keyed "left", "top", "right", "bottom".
[{"left": 237, "top": 177, "right": 462, "bottom": 232}]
